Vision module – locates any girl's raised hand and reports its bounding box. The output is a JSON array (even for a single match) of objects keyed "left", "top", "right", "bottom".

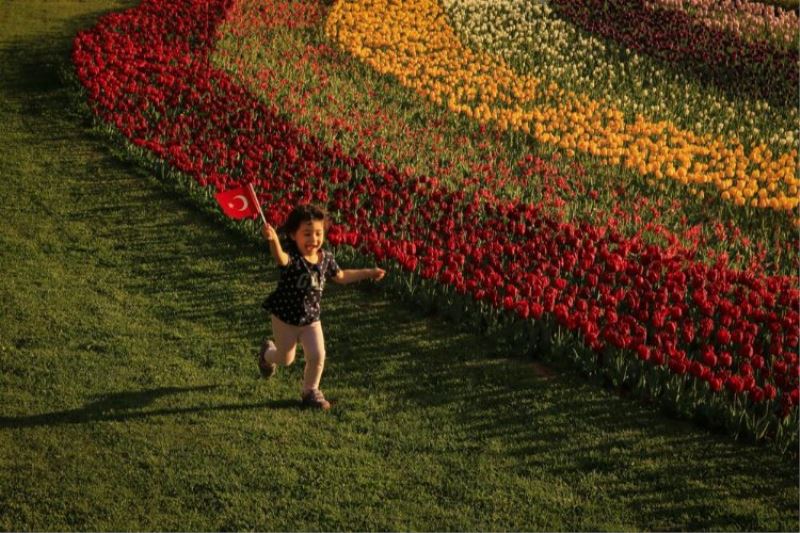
[
  {"left": 372, "top": 268, "right": 386, "bottom": 281},
  {"left": 262, "top": 223, "right": 278, "bottom": 242}
]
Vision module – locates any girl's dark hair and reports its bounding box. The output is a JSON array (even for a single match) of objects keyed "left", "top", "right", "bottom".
[{"left": 279, "top": 204, "right": 329, "bottom": 236}]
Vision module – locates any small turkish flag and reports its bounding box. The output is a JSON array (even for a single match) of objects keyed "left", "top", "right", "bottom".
[{"left": 214, "top": 185, "right": 260, "bottom": 220}]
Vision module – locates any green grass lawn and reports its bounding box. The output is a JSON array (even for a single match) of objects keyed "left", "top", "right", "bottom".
[{"left": 0, "top": 1, "right": 797, "bottom": 531}]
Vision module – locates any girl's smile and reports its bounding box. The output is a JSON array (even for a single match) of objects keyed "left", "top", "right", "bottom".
[{"left": 292, "top": 220, "right": 325, "bottom": 261}]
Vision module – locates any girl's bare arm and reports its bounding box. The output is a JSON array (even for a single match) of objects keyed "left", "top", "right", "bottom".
[
  {"left": 261, "top": 224, "right": 290, "bottom": 266},
  {"left": 333, "top": 268, "right": 386, "bottom": 284}
]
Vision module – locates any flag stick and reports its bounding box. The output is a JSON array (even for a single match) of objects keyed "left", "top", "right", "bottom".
[{"left": 246, "top": 183, "right": 268, "bottom": 227}]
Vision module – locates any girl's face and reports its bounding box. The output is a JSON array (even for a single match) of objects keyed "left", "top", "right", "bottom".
[{"left": 292, "top": 220, "right": 325, "bottom": 257}]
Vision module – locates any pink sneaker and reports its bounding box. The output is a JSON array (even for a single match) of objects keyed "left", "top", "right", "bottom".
[{"left": 301, "top": 388, "right": 331, "bottom": 410}]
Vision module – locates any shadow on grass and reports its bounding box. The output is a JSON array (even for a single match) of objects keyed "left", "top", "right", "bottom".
[
  {"left": 0, "top": 3, "right": 132, "bottom": 114},
  {"left": 0, "top": 385, "right": 300, "bottom": 429}
]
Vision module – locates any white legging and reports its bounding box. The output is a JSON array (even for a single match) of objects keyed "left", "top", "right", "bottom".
[{"left": 263, "top": 314, "right": 326, "bottom": 392}]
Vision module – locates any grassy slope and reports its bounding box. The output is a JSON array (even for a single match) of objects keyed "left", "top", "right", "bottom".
[{"left": 0, "top": 1, "right": 797, "bottom": 531}]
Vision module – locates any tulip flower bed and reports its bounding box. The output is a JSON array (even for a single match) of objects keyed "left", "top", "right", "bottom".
[
  {"left": 548, "top": 0, "right": 798, "bottom": 106},
  {"left": 644, "top": 0, "right": 798, "bottom": 52},
  {"left": 213, "top": 0, "right": 797, "bottom": 275},
  {"left": 440, "top": 0, "right": 799, "bottom": 177},
  {"left": 72, "top": 0, "right": 799, "bottom": 451},
  {"left": 326, "top": 0, "right": 799, "bottom": 218}
]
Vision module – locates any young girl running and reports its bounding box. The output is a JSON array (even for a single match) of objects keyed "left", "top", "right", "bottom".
[{"left": 258, "top": 204, "right": 386, "bottom": 410}]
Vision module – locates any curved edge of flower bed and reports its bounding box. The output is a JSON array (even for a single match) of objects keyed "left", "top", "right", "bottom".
[{"left": 69, "top": 0, "right": 800, "bottom": 455}]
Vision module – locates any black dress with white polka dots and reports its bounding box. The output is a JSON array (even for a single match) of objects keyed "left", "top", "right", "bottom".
[{"left": 262, "top": 240, "right": 341, "bottom": 326}]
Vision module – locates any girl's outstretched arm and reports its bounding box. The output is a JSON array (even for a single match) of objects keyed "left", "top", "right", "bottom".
[
  {"left": 261, "top": 223, "right": 290, "bottom": 266},
  {"left": 333, "top": 268, "right": 386, "bottom": 284}
]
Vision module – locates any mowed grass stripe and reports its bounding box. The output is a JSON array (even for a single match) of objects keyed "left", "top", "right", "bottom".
[{"left": 0, "top": 1, "right": 797, "bottom": 531}]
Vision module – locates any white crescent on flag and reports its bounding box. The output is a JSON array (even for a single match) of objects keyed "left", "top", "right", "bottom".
[{"left": 228, "top": 194, "right": 250, "bottom": 212}]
